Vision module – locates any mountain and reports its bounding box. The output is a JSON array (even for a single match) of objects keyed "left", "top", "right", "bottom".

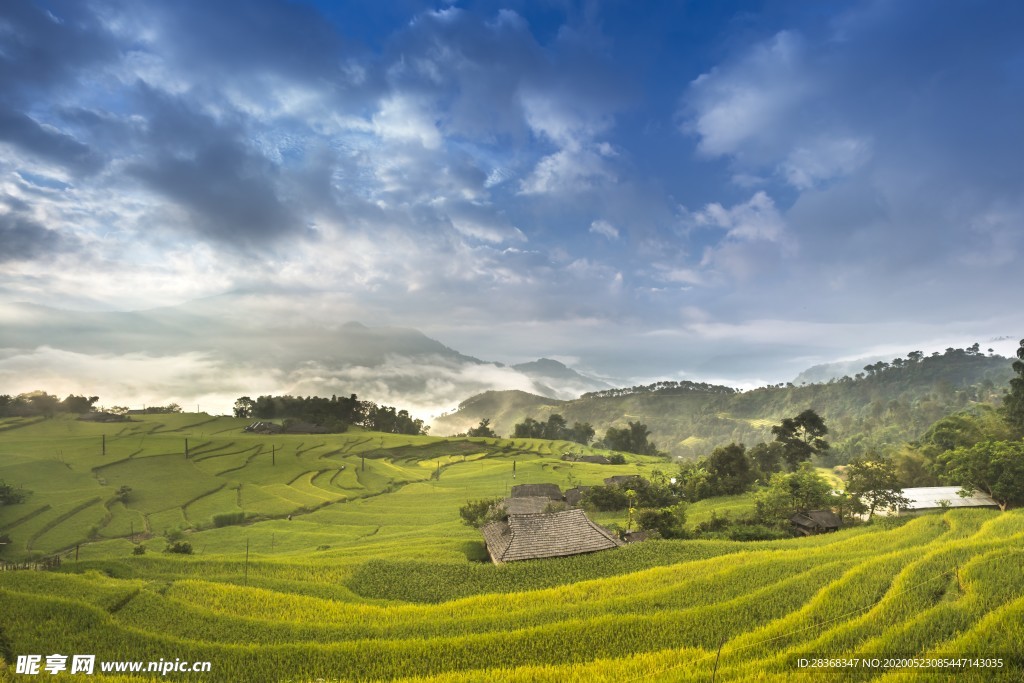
[
  {"left": 0, "top": 298, "right": 606, "bottom": 417},
  {"left": 510, "top": 358, "right": 612, "bottom": 398},
  {"left": 433, "top": 349, "right": 1016, "bottom": 460}
]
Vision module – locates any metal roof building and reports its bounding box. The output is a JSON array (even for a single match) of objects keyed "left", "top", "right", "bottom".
[{"left": 899, "top": 486, "right": 998, "bottom": 511}]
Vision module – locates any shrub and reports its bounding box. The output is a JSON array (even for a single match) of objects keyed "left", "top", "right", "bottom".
[
  {"left": 132, "top": 545, "right": 146, "bottom": 556},
  {"left": 459, "top": 498, "right": 507, "bottom": 528},
  {"left": 165, "top": 541, "right": 193, "bottom": 555},
  {"left": 637, "top": 505, "right": 688, "bottom": 539},
  {"left": 213, "top": 511, "right": 246, "bottom": 528}
]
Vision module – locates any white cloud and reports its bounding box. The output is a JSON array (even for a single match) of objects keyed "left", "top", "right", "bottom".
[
  {"left": 688, "top": 192, "right": 795, "bottom": 283},
  {"left": 683, "top": 31, "right": 808, "bottom": 158},
  {"left": 372, "top": 95, "right": 442, "bottom": 149},
  {"left": 519, "top": 145, "right": 616, "bottom": 195},
  {"left": 780, "top": 136, "right": 872, "bottom": 189},
  {"left": 589, "top": 219, "right": 619, "bottom": 239},
  {"left": 694, "top": 191, "right": 787, "bottom": 243}
]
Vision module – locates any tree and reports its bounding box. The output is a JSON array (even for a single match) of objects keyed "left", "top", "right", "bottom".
[
  {"left": 0, "top": 480, "right": 28, "bottom": 506},
  {"left": 845, "top": 456, "right": 909, "bottom": 519},
  {"left": 233, "top": 396, "right": 255, "bottom": 419},
  {"left": 704, "top": 442, "right": 757, "bottom": 495},
  {"left": 638, "top": 504, "right": 688, "bottom": 539},
  {"left": 937, "top": 440, "right": 1024, "bottom": 511},
  {"left": 459, "top": 498, "right": 507, "bottom": 527},
  {"left": 513, "top": 417, "right": 544, "bottom": 439},
  {"left": 771, "top": 409, "right": 830, "bottom": 470},
  {"left": 1002, "top": 339, "right": 1024, "bottom": 435},
  {"left": 603, "top": 421, "right": 659, "bottom": 455},
  {"left": 60, "top": 394, "right": 99, "bottom": 413},
  {"left": 569, "top": 421, "right": 595, "bottom": 445},
  {"left": 755, "top": 463, "right": 837, "bottom": 523},
  {"left": 467, "top": 418, "right": 497, "bottom": 438},
  {"left": 542, "top": 414, "right": 568, "bottom": 440},
  {"left": 748, "top": 441, "right": 785, "bottom": 478}
]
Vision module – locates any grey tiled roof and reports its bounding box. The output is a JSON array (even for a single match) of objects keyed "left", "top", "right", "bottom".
[
  {"left": 481, "top": 509, "right": 622, "bottom": 563},
  {"left": 510, "top": 483, "right": 563, "bottom": 500},
  {"left": 564, "top": 486, "right": 591, "bottom": 507},
  {"left": 791, "top": 510, "right": 842, "bottom": 529},
  {"left": 501, "top": 496, "right": 555, "bottom": 515}
]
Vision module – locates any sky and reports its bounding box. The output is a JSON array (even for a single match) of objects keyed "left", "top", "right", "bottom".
[{"left": 1, "top": 0, "right": 1023, "bottom": 415}]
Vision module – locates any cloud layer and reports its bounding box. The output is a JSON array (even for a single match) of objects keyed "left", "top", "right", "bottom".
[{"left": 1, "top": 0, "right": 1022, "bottom": 410}]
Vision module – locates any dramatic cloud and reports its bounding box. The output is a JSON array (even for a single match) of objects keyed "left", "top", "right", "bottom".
[{"left": 0, "top": 0, "right": 1022, "bottom": 411}]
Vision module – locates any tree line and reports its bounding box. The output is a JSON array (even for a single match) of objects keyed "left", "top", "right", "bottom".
[
  {"left": 0, "top": 392, "right": 99, "bottom": 417},
  {"left": 464, "top": 413, "right": 661, "bottom": 455},
  {"left": 233, "top": 394, "right": 427, "bottom": 435},
  {"left": 581, "top": 379, "right": 738, "bottom": 400}
]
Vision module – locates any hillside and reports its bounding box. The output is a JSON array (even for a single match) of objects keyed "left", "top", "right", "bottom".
[
  {"left": 0, "top": 414, "right": 1022, "bottom": 681},
  {"left": 433, "top": 349, "right": 1016, "bottom": 460}
]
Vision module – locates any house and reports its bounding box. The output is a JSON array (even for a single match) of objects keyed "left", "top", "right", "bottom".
[
  {"left": 564, "top": 486, "right": 591, "bottom": 507},
  {"left": 603, "top": 475, "right": 643, "bottom": 488},
  {"left": 510, "top": 483, "right": 563, "bottom": 500},
  {"left": 501, "top": 496, "right": 558, "bottom": 515},
  {"left": 790, "top": 510, "right": 842, "bottom": 535},
  {"left": 896, "top": 486, "right": 999, "bottom": 514},
  {"left": 480, "top": 509, "right": 622, "bottom": 564},
  {"left": 245, "top": 421, "right": 283, "bottom": 434}
]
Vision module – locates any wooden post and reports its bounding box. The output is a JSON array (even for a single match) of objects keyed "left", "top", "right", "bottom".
[
  {"left": 711, "top": 637, "right": 725, "bottom": 683},
  {"left": 102, "top": 434, "right": 106, "bottom": 456},
  {"left": 272, "top": 444, "right": 276, "bottom": 466},
  {"left": 185, "top": 438, "right": 189, "bottom": 459},
  {"left": 362, "top": 455, "right": 365, "bottom": 471},
  {"left": 75, "top": 545, "right": 79, "bottom": 562},
  {"left": 244, "top": 538, "right": 249, "bottom": 586}
]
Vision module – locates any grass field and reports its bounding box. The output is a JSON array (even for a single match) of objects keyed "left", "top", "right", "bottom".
[{"left": 1, "top": 415, "right": 1022, "bottom": 681}]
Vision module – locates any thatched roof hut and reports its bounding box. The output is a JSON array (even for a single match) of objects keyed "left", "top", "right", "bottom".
[
  {"left": 790, "top": 510, "right": 842, "bottom": 535},
  {"left": 481, "top": 509, "right": 622, "bottom": 563}
]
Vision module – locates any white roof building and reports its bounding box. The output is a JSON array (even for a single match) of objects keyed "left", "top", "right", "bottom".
[{"left": 898, "top": 486, "right": 998, "bottom": 512}]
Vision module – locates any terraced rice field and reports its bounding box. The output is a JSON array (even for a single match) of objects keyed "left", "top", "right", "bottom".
[{"left": 1, "top": 416, "right": 1022, "bottom": 681}]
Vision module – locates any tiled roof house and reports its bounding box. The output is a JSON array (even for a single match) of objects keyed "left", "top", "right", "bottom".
[{"left": 481, "top": 509, "right": 622, "bottom": 564}]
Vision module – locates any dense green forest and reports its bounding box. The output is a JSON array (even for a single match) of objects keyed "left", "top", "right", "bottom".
[{"left": 434, "top": 346, "right": 1015, "bottom": 461}]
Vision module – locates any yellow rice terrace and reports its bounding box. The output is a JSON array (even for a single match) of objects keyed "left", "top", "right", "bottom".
[{"left": 1, "top": 415, "right": 1022, "bottom": 682}]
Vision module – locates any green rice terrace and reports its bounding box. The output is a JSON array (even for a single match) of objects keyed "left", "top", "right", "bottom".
[{"left": 1, "top": 414, "right": 1022, "bottom": 681}]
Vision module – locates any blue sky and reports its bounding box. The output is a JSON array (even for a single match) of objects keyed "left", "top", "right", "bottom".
[{"left": 1, "top": 0, "right": 1023, "bottom": 409}]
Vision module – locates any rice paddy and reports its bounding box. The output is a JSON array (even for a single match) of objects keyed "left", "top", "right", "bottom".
[{"left": 1, "top": 415, "right": 1021, "bottom": 681}]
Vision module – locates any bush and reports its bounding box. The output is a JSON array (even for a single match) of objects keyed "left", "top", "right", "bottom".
[
  {"left": 693, "top": 511, "right": 731, "bottom": 534},
  {"left": 637, "top": 505, "right": 688, "bottom": 539},
  {"left": 608, "top": 454, "right": 626, "bottom": 465},
  {"left": 132, "top": 545, "right": 145, "bottom": 556},
  {"left": 165, "top": 541, "right": 193, "bottom": 555},
  {"left": 582, "top": 485, "right": 630, "bottom": 511},
  {"left": 459, "top": 498, "right": 507, "bottom": 528},
  {"left": 212, "top": 511, "right": 246, "bottom": 528}
]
